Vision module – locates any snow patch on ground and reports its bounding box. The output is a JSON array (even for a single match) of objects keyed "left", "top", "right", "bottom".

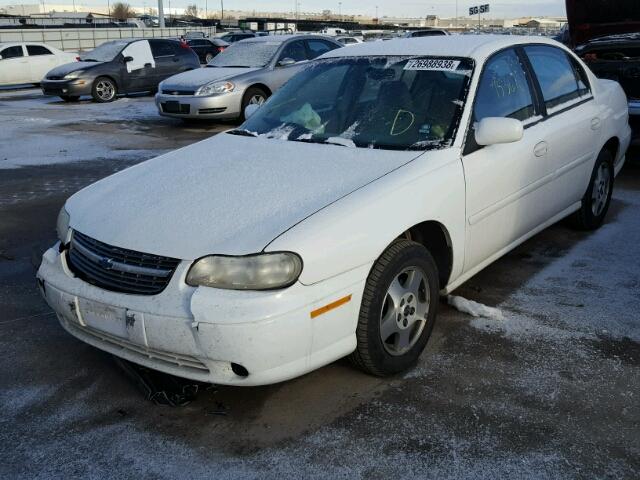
[
  {"left": 448, "top": 295, "right": 505, "bottom": 320},
  {"left": 0, "top": 91, "right": 169, "bottom": 169}
]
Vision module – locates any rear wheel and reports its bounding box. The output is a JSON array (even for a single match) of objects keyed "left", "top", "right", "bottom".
[
  {"left": 205, "top": 52, "right": 215, "bottom": 63},
  {"left": 240, "top": 87, "right": 268, "bottom": 121},
  {"left": 91, "top": 76, "right": 117, "bottom": 103},
  {"left": 570, "top": 149, "right": 614, "bottom": 230},
  {"left": 350, "top": 239, "right": 439, "bottom": 376},
  {"left": 60, "top": 95, "right": 80, "bottom": 102}
]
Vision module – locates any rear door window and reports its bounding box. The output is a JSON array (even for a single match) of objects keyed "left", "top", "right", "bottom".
[
  {"left": 474, "top": 48, "right": 536, "bottom": 122},
  {"left": 150, "top": 40, "right": 175, "bottom": 58},
  {"left": 306, "top": 39, "right": 338, "bottom": 59},
  {"left": 1, "top": 45, "right": 24, "bottom": 59},
  {"left": 26, "top": 45, "right": 53, "bottom": 56},
  {"left": 524, "top": 45, "right": 584, "bottom": 110}
]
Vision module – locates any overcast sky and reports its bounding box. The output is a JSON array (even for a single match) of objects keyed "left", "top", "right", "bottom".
[{"left": 2, "top": 0, "right": 568, "bottom": 18}]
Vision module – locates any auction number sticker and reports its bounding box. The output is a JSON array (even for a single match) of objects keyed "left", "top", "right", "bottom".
[{"left": 404, "top": 59, "right": 461, "bottom": 71}]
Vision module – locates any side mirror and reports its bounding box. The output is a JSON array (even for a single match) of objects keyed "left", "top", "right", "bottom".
[
  {"left": 244, "top": 103, "right": 260, "bottom": 120},
  {"left": 474, "top": 117, "right": 524, "bottom": 146},
  {"left": 277, "top": 57, "right": 296, "bottom": 67},
  {"left": 123, "top": 55, "right": 134, "bottom": 63}
]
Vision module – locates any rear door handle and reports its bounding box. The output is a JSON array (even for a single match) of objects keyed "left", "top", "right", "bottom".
[
  {"left": 591, "top": 117, "right": 601, "bottom": 130},
  {"left": 173, "top": 58, "right": 180, "bottom": 62},
  {"left": 534, "top": 141, "right": 548, "bottom": 157}
]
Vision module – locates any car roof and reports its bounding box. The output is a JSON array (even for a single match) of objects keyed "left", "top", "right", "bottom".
[
  {"left": 239, "top": 34, "right": 335, "bottom": 44},
  {"left": 320, "top": 34, "right": 565, "bottom": 62},
  {"left": 1, "top": 42, "right": 48, "bottom": 48}
]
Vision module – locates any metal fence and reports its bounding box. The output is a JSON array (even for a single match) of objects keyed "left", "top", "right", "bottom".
[{"left": 0, "top": 26, "right": 217, "bottom": 52}]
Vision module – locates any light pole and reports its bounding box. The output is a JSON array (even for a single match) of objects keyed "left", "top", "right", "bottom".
[
  {"left": 157, "top": 0, "right": 165, "bottom": 27},
  {"left": 375, "top": 5, "right": 378, "bottom": 20},
  {"left": 338, "top": 1, "right": 341, "bottom": 22},
  {"left": 220, "top": 0, "right": 224, "bottom": 21}
]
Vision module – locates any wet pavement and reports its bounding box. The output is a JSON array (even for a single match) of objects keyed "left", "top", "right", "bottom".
[{"left": 0, "top": 89, "right": 638, "bottom": 479}]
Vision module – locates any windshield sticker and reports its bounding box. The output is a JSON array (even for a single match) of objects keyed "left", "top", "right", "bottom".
[{"left": 404, "top": 59, "right": 461, "bottom": 71}]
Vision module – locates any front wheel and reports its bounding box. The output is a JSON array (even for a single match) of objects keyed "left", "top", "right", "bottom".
[
  {"left": 240, "top": 87, "right": 268, "bottom": 121},
  {"left": 350, "top": 239, "right": 440, "bottom": 376},
  {"left": 570, "top": 149, "right": 614, "bottom": 230},
  {"left": 91, "top": 76, "right": 117, "bottom": 103}
]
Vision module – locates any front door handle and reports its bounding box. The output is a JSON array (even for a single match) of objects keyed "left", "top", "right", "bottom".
[
  {"left": 591, "top": 117, "right": 601, "bottom": 130},
  {"left": 534, "top": 141, "right": 548, "bottom": 157}
]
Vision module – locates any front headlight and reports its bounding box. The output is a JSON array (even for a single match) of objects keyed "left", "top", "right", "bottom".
[
  {"left": 63, "top": 71, "right": 82, "bottom": 80},
  {"left": 56, "top": 205, "right": 70, "bottom": 243},
  {"left": 195, "top": 81, "right": 235, "bottom": 97},
  {"left": 186, "top": 252, "right": 303, "bottom": 290}
]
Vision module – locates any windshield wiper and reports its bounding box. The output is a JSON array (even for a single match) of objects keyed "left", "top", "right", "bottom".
[
  {"left": 82, "top": 58, "right": 99, "bottom": 62},
  {"left": 227, "top": 129, "right": 257, "bottom": 137},
  {"left": 290, "top": 137, "right": 348, "bottom": 147}
]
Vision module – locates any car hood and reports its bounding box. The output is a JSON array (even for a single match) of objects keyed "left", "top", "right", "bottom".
[
  {"left": 46, "top": 61, "right": 103, "bottom": 78},
  {"left": 66, "top": 133, "right": 423, "bottom": 260},
  {"left": 566, "top": 0, "right": 640, "bottom": 47},
  {"left": 161, "top": 66, "right": 261, "bottom": 90}
]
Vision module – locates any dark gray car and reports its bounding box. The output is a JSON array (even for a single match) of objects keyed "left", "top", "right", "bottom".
[
  {"left": 41, "top": 38, "right": 200, "bottom": 103},
  {"left": 155, "top": 35, "right": 342, "bottom": 121}
]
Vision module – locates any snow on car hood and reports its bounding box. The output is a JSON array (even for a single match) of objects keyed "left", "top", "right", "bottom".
[
  {"left": 66, "top": 133, "right": 421, "bottom": 260},
  {"left": 46, "top": 61, "right": 102, "bottom": 78},
  {"left": 161, "top": 66, "right": 260, "bottom": 90}
]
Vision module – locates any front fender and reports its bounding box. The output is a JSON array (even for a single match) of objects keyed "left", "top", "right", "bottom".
[{"left": 266, "top": 148, "right": 466, "bottom": 287}]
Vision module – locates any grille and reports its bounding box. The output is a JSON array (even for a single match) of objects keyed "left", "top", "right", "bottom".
[
  {"left": 65, "top": 321, "right": 210, "bottom": 375},
  {"left": 67, "top": 231, "right": 181, "bottom": 295},
  {"left": 162, "top": 89, "right": 196, "bottom": 95},
  {"left": 47, "top": 75, "right": 64, "bottom": 80}
]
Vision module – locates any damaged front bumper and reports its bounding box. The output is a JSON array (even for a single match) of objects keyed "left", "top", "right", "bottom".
[{"left": 37, "top": 245, "right": 365, "bottom": 386}]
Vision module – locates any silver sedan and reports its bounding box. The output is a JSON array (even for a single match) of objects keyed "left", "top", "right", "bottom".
[{"left": 155, "top": 34, "right": 342, "bottom": 121}]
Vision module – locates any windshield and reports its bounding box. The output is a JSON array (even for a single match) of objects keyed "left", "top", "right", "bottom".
[
  {"left": 208, "top": 41, "right": 280, "bottom": 68},
  {"left": 239, "top": 56, "right": 474, "bottom": 150},
  {"left": 80, "top": 40, "right": 130, "bottom": 62}
]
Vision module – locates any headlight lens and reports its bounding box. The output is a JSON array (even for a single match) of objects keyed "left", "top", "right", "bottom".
[
  {"left": 195, "top": 81, "right": 235, "bottom": 96},
  {"left": 186, "top": 252, "right": 303, "bottom": 290},
  {"left": 63, "top": 70, "right": 82, "bottom": 80},
  {"left": 56, "top": 206, "right": 70, "bottom": 243}
]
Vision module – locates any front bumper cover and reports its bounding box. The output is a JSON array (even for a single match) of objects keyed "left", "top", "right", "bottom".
[
  {"left": 37, "top": 245, "right": 366, "bottom": 386},
  {"left": 41, "top": 79, "right": 92, "bottom": 97},
  {"left": 155, "top": 91, "right": 243, "bottom": 119}
]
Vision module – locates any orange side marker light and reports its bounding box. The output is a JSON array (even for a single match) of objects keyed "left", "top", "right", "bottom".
[{"left": 310, "top": 294, "right": 352, "bottom": 319}]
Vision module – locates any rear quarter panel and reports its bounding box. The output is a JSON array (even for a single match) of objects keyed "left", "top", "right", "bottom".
[{"left": 593, "top": 77, "right": 632, "bottom": 165}]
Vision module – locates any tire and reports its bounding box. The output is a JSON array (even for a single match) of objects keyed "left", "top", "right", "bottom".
[
  {"left": 350, "top": 239, "right": 440, "bottom": 376},
  {"left": 91, "top": 76, "right": 117, "bottom": 103},
  {"left": 60, "top": 95, "right": 80, "bottom": 102},
  {"left": 240, "top": 86, "right": 268, "bottom": 121},
  {"left": 205, "top": 52, "right": 214, "bottom": 63},
  {"left": 570, "top": 149, "right": 614, "bottom": 230}
]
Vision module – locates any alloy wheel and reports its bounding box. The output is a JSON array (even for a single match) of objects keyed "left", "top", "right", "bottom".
[
  {"left": 96, "top": 80, "right": 115, "bottom": 101},
  {"left": 248, "top": 94, "right": 265, "bottom": 106},
  {"left": 379, "top": 267, "right": 430, "bottom": 356},
  {"left": 591, "top": 163, "right": 611, "bottom": 217}
]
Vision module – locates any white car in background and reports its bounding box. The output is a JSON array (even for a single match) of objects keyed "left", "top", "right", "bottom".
[
  {"left": 0, "top": 42, "right": 77, "bottom": 86},
  {"left": 336, "top": 36, "right": 364, "bottom": 46},
  {"left": 38, "top": 36, "right": 631, "bottom": 386}
]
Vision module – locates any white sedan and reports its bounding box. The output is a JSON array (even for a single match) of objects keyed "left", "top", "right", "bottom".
[
  {"left": 38, "top": 36, "right": 632, "bottom": 386},
  {"left": 0, "top": 42, "right": 76, "bottom": 86}
]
